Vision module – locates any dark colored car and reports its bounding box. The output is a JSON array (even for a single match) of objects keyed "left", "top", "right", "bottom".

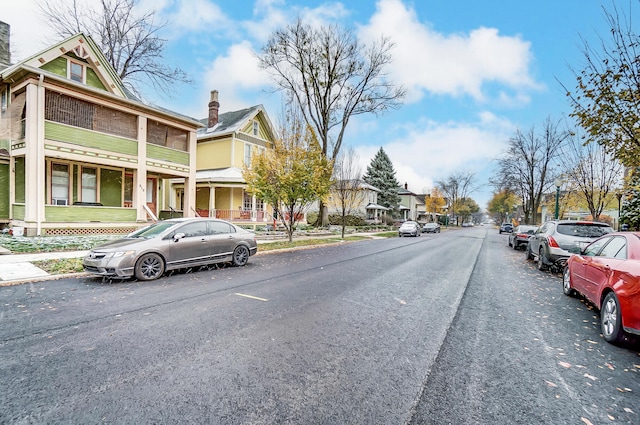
[
  {"left": 83, "top": 217, "right": 258, "bottom": 281},
  {"left": 563, "top": 232, "right": 640, "bottom": 344},
  {"left": 499, "top": 223, "right": 513, "bottom": 234},
  {"left": 422, "top": 222, "right": 441, "bottom": 233},
  {"left": 398, "top": 221, "right": 420, "bottom": 237},
  {"left": 508, "top": 225, "right": 538, "bottom": 250},
  {"left": 527, "top": 220, "right": 613, "bottom": 271}
]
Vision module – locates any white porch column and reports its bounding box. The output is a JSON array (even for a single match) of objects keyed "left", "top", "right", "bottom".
[
  {"left": 183, "top": 130, "right": 197, "bottom": 217},
  {"left": 136, "top": 116, "right": 147, "bottom": 222},
  {"left": 252, "top": 194, "right": 257, "bottom": 221},
  {"left": 23, "top": 81, "right": 46, "bottom": 235}
]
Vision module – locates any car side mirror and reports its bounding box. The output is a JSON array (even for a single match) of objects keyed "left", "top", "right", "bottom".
[{"left": 174, "top": 232, "right": 185, "bottom": 241}]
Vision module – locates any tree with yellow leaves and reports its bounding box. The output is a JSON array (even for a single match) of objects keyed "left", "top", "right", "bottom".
[{"left": 243, "top": 111, "right": 334, "bottom": 242}]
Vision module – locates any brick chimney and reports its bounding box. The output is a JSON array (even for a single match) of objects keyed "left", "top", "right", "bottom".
[
  {"left": 0, "top": 21, "right": 10, "bottom": 70},
  {"left": 404, "top": 182, "right": 408, "bottom": 190},
  {"left": 208, "top": 90, "right": 219, "bottom": 128}
]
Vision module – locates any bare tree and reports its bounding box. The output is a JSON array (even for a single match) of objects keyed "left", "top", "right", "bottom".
[
  {"left": 563, "top": 1, "right": 640, "bottom": 166},
  {"left": 436, "top": 171, "right": 476, "bottom": 226},
  {"left": 258, "top": 18, "right": 405, "bottom": 225},
  {"left": 494, "top": 118, "right": 570, "bottom": 224},
  {"left": 38, "top": 0, "right": 192, "bottom": 97},
  {"left": 332, "top": 147, "right": 363, "bottom": 238},
  {"left": 561, "top": 133, "right": 624, "bottom": 220}
]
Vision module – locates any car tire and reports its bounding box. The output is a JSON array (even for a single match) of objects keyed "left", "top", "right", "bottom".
[
  {"left": 601, "top": 292, "right": 624, "bottom": 344},
  {"left": 232, "top": 245, "right": 250, "bottom": 267},
  {"left": 512, "top": 241, "right": 519, "bottom": 250},
  {"left": 537, "top": 248, "right": 547, "bottom": 271},
  {"left": 135, "top": 253, "right": 165, "bottom": 281},
  {"left": 562, "top": 267, "right": 574, "bottom": 296},
  {"left": 525, "top": 244, "right": 534, "bottom": 261}
]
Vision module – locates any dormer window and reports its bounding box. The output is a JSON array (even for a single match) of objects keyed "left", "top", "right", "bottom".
[{"left": 69, "top": 61, "right": 84, "bottom": 83}]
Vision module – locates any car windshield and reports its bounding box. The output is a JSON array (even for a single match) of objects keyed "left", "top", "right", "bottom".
[
  {"left": 127, "top": 222, "right": 177, "bottom": 239},
  {"left": 556, "top": 223, "right": 613, "bottom": 238}
]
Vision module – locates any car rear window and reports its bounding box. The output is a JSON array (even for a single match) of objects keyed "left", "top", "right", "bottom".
[{"left": 556, "top": 223, "right": 613, "bottom": 238}]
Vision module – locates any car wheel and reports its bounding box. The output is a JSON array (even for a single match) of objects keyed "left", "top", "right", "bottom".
[
  {"left": 562, "top": 267, "right": 574, "bottom": 296},
  {"left": 601, "top": 292, "right": 624, "bottom": 344},
  {"left": 135, "top": 253, "right": 165, "bottom": 281},
  {"left": 512, "top": 241, "right": 519, "bottom": 250},
  {"left": 537, "top": 248, "right": 547, "bottom": 271},
  {"left": 232, "top": 245, "right": 250, "bottom": 267},
  {"left": 525, "top": 244, "right": 534, "bottom": 261}
]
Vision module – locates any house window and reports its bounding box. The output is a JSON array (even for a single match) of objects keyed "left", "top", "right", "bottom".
[
  {"left": 244, "top": 143, "right": 251, "bottom": 167},
  {"left": 124, "top": 173, "right": 133, "bottom": 207},
  {"left": 69, "top": 61, "right": 84, "bottom": 83},
  {"left": 51, "top": 163, "right": 70, "bottom": 205},
  {"left": 243, "top": 192, "right": 252, "bottom": 210},
  {"left": 256, "top": 198, "right": 264, "bottom": 211},
  {"left": 253, "top": 121, "right": 259, "bottom": 136},
  {"left": 81, "top": 167, "right": 97, "bottom": 202}
]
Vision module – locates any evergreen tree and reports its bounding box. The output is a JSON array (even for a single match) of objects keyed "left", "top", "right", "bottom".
[
  {"left": 620, "top": 172, "right": 640, "bottom": 231},
  {"left": 363, "top": 148, "right": 401, "bottom": 215}
]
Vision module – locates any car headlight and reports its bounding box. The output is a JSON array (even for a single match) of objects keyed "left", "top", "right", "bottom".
[{"left": 106, "top": 250, "right": 136, "bottom": 259}]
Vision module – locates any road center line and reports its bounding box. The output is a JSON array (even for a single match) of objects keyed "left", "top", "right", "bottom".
[{"left": 234, "top": 293, "right": 268, "bottom": 302}]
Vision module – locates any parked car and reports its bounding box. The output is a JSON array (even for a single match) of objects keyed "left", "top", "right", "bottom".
[
  {"left": 499, "top": 223, "right": 513, "bottom": 234},
  {"left": 422, "top": 222, "right": 441, "bottom": 233},
  {"left": 83, "top": 217, "right": 258, "bottom": 281},
  {"left": 398, "top": 221, "right": 421, "bottom": 237},
  {"left": 563, "top": 232, "right": 640, "bottom": 344},
  {"left": 526, "top": 220, "right": 613, "bottom": 271},
  {"left": 508, "top": 225, "right": 538, "bottom": 250}
]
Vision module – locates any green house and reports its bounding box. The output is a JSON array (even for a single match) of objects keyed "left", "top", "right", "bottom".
[{"left": 0, "top": 22, "right": 201, "bottom": 236}]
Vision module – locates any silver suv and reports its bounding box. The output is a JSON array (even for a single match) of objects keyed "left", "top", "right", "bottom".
[{"left": 526, "top": 220, "right": 613, "bottom": 271}]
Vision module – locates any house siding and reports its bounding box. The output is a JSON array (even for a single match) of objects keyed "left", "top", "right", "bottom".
[
  {"left": 197, "top": 140, "right": 232, "bottom": 169},
  {"left": 45, "top": 121, "right": 138, "bottom": 156},
  {"left": 147, "top": 144, "right": 189, "bottom": 166}
]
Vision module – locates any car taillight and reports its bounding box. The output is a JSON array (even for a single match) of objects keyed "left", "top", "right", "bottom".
[
  {"left": 548, "top": 236, "right": 560, "bottom": 248},
  {"left": 517, "top": 233, "right": 527, "bottom": 238}
]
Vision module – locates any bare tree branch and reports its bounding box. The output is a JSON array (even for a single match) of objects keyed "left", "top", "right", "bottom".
[{"left": 38, "top": 0, "right": 192, "bottom": 98}]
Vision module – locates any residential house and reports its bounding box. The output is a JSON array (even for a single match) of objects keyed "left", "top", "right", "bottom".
[
  {"left": 168, "top": 90, "right": 277, "bottom": 229},
  {"left": 398, "top": 183, "right": 424, "bottom": 221},
  {"left": 325, "top": 179, "right": 388, "bottom": 223},
  {"left": 0, "top": 23, "right": 201, "bottom": 236}
]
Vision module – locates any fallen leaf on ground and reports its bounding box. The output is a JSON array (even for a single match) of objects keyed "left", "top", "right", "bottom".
[{"left": 581, "top": 417, "right": 594, "bottom": 425}]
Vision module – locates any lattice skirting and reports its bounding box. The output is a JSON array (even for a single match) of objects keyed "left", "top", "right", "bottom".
[{"left": 43, "top": 227, "right": 137, "bottom": 236}]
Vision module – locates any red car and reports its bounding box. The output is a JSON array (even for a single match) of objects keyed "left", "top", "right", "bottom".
[{"left": 563, "top": 232, "right": 640, "bottom": 344}]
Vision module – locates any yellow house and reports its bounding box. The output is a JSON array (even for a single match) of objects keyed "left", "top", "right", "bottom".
[
  {"left": 326, "top": 180, "right": 388, "bottom": 223},
  {"left": 170, "top": 91, "right": 276, "bottom": 228}
]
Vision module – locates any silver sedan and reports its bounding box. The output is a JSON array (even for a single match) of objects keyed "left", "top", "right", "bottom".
[{"left": 83, "top": 217, "right": 258, "bottom": 280}]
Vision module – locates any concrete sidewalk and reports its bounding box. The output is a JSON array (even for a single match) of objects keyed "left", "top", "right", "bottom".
[{"left": 0, "top": 250, "right": 89, "bottom": 283}]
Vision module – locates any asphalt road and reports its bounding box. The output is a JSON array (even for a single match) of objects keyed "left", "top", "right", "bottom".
[{"left": 1, "top": 226, "right": 638, "bottom": 424}]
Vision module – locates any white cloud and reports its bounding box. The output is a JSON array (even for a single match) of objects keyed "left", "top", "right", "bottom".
[
  {"left": 355, "top": 112, "right": 515, "bottom": 205},
  {"left": 358, "top": 0, "right": 542, "bottom": 104},
  {"left": 201, "top": 40, "right": 274, "bottom": 111},
  {"left": 3, "top": 1, "right": 55, "bottom": 61}
]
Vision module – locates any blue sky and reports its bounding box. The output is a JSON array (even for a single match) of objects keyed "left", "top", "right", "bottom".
[{"left": 5, "top": 0, "right": 625, "bottom": 208}]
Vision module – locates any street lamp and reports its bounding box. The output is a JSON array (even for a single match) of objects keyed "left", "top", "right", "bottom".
[
  {"left": 616, "top": 192, "right": 623, "bottom": 231},
  {"left": 554, "top": 178, "right": 562, "bottom": 220}
]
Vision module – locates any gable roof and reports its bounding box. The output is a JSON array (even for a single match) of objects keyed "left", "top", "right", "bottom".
[
  {"left": 198, "top": 104, "right": 275, "bottom": 141},
  {"left": 0, "top": 32, "right": 202, "bottom": 128},
  {"left": 2, "top": 32, "right": 127, "bottom": 98}
]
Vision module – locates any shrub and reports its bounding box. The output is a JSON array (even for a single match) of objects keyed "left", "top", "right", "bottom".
[{"left": 328, "top": 214, "right": 367, "bottom": 227}]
